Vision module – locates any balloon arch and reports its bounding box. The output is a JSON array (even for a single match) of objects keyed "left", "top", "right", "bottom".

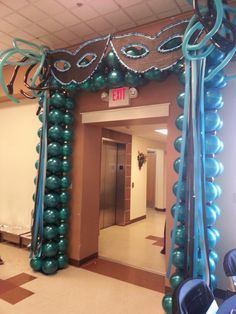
[{"left": 0, "top": 1, "right": 235, "bottom": 313}]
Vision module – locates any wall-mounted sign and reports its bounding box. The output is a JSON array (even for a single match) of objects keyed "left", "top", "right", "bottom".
[{"left": 109, "top": 87, "right": 130, "bottom": 107}]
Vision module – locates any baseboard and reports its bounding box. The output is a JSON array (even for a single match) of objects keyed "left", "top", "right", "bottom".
[
  {"left": 128, "top": 215, "right": 146, "bottom": 224},
  {"left": 69, "top": 252, "right": 98, "bottom": 267},
  {"left": 155, "top": 207, "right": 166, "bottom": 212}
]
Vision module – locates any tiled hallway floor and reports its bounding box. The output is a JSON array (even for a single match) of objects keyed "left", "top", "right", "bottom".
[
  {"left": 99, "top": 209, "right": 166, "bottom": 275},
  {"left": 0, "top": 243, "right": 165, "bottom": 314}
]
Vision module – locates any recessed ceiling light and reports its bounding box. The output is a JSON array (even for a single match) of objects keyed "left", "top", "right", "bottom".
[{"left": 155, "top": 129, "right": 168, "bottom": 135}]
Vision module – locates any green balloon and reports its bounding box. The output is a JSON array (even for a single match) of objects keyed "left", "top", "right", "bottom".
[
  {"left": 172, "top": 248, "right": 184, "bottom": 269},
  {"left": 61, "top": 176, "right": 71, "bottom": 189},
  {"left": 48, "top": 125, "right": 64, "bottom": 141},
  {"left": 48, "top": 109, "right": 64, "bottom": 124},
  {"left": 61, "top": 160, "right": 72, "bottom": 172},
  {"left": 58, "top": 223, "right": 69, "bottom": 235},
  {"left": 47, "top": 158, "right": 62, "bottom": 173},
  {"left": 174, "top": 136, "right": 182, "bottom": 153},
  {"left": 44, "top": 193, "right": 60, "bottom": 207},
  {"left": 93, "top": 73, "right": 107, "bottom": 90},
  {"left": 105, "top": 51, "right": 119, "bottom": 68},
  {"left": 49, "top": 92, "right": 66, "bottom": 108},
  {"left": 174, "top": 224, "right": 185, "bottom": 247},
  {"left": 125, "top": 71, "right": 140, "bottom": 87},
  {"left": 38, "top": 111, "right": 44, "bottom": 122},
  {"left": 35, "top": 160, "right": 39, "bottom": 169},
  {"left": 30, "top": 257, "right": 42, "bottom": 271},
  {"left": 170, "top": 272, "right": 184, "bottom": 290},
  {"left": 63, "top": 112, "right": 74, "bottom": 125},
  {"left": 108, "top": 69, "right": 124, "bottom": 88},
  {"left": 162, "top": 294, "right": 172, "bottom": 314},
  {"left": 65, "top": 98, "right": 75, "bottom": 110},
  {"left": 144, "top": 68, "right": 166, "bottom": 81},
  {"left": 80, "top": 80, "right": 92, "bottom": 91},
  {"left": 42, "top": 241, "right": 58, "bottom": 257},
  {"left": 48, "top": 142, "right": 62, "bottom": 157},
  {"left": 46, "top": 175, "right": 61, "bottom": 190},
  {"left": 49, "top": 77, "right": 62, "bottom": 89},
  {"left": 42, "top": 258, "right": 58, "bottom": 275},
  {"left": 36, "top": 143, "right": 40, "bottom": 153},
  {"left": 58, "top": 254, "right": 69, "bottom": 269},
  {"left": 37, "top": 127, "right": 42, "bottom": 138},
  {"left": 62, "top": 144, "right": 72, "bottom": 156},
  {"left": 172, "top": 61, "right": 184, "bottom": 74},
  {"left": 175, "top": 114, "right": 184, "bottom": 131},
  {"left": 178, "top": 70, "right": 185, "bottom": 85},
  {"left": 60, "top": 191, "right": 70, "bottom": 204},
  {"left": 43, "top": 225, "right": 58, "bottom": 240},
  {"left": 44, "top": 209, "right": 59, "bottom": 224},
  {"left": 58, "top": 238, "right": 68, "bottom": 253},
  {"left": 59, "top": 207, "right": 70, "bottom": 220},
  {"left": 63, "top": 129, "right": 73, "bottom": 141},
  {"left": 65, "top": 81, "right": 79, "bottom": 92}
]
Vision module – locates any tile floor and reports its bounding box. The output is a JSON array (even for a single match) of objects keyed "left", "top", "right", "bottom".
[
  {"left": 0, "top": 243, "right": 165, "bottom": 314},
  {"left": 99, "top": 209, "right": 166, "bottom": 275}
]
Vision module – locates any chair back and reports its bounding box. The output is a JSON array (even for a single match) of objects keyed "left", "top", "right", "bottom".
[{"left": 223, "top": 249, "right": 236, "bottom": 293}]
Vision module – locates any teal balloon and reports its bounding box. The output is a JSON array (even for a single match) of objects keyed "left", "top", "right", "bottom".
[
  {"left": 108, "top": 69, "right": 124, "bottom": 88},
  {"left": 211, "top": 203, "right": 221, "bottom": 217},
  {"left": 43, "top": 225, "right": 58, "bottom": 240},
  {"left": 205, "top": 111, "right": 221, "bottom": 132},
  {"left": 214, "top": 183, "right": 222, "bottom": 198},
  {"left": 144, "top": 69, "right": 166, "bottom": 81},
  {"left": 63, "top": 129, "right": 73, "bottom": 141},
  {"left": 35, "top": 160, "right": 39, "bottom": 169},
  {"left": 173, "top": 157, "right": 186, "bottom": 175},
  {"left": 105, "top": 51, "right": 119, "bottom": 68},
  {"left": 207, "top": 227, "right": 217, "bottom": 250},
  {"left": 58, "top": 223, "right": 69, "bottom": 235},
  {"left": 65, "top": 98, "right": 75, "bottom": 110},
  {"left": 36, "top": 143, "right": 40, "bottom": 153},
  {"left": 211, "top": 227, "right": 220, "bottom": 242},
  {"left": 177, "top": 92, "right": 185, "bottom": 108},
  {"left": 65, "top": 81, "right": 79, "bottom": 92},
  {"left": 48, "top": 142, "right": 62, "bottom": 157},
  {"left": 172, "top": 248, "right": 184, "bottom": 268},
  {"left": 30, "top": 257, "right": 42, "bottom": 271},
  {"left": 205, "top": 135, "right": 221, "bottom": 154},
  {"left": 49, "top": 77, "right": 62, "bottom": 89},
  {"left": 46, "top": 175, "right": 61, "bottom": 190},
  {"left": 171, "top": 203, "right": 185, "bottom": 223},
  {"left": 125, "top": 71, "right": 141, "bottom": 87},
  {"left": 38, "top": 111, "right": 44, "bottom": 122},
  {"left": 162, "top": 294, "right": 172, "bottom": 314},
  {"left": 59, "top": 207, "right": 70, "bottom": 220},
  {"left": 174, "top": 136, "right": 182, "bottom": 153},
  {"left": 205, "top": 158, "right": 220, "bottom": 178},
  {"left": 42, "top": 241, "right": 58, "bottom": 257},
  {"left": 80, "top": 80, "right": 92, "bottom": 91},
  {"left": 61, "top": 176, "right": 71, "bottom": 189},
  {"left": 172, "top": 61, "right": 184, "bottom": 74},
  {"left": 93, "top": 73, "right": 107, "bottom": 90},
  {"left": 205, "top": 89, "right": 223, "bottom": 110},
  {"left": 217, "top": 140, "right": 224, "bottom": 153},
  {"left": 178, "top": 70, "right": 185, "bottom": 85},
  {"left": 48, "top": 109, "right": 64, "bottom": 124},
  {"left": 61, "top": 160, "right": 72, "bottom": 172},
  {"left": 173, "top": 181, "right": 185, "bottom": 200},
  {"left": 58, "top": 238, "right": 68, "bottom": 253},
  {"left": 37, "top": 127, "right": 42, "bottom": 138},
  {"left": 60, "top": 191, "right": 70, "bottom": 203},
  {"left": 209, "top": 256, "right": 216, "bottom": 273},
  {"left": 48, "top": 125, "right": 64, "bottom": 141},
  {"left": 170, "top": 272, "right": 184, "bottom": 290},
  {"left": 175, "top": 114, "right": 184, "bottom": 131},
  {"left": 206, "top": 205, "right": 217, "bottom": 226},
  {"left": 44, "top": 193, "right": 60, "bottom": 207},
  {"left": 209, "top": 250, "right": 219, "bottom": 264},
  {"left": 62, "top": 144, "right": 72, "bottom": 156},
  {"left": 49, "top": 92, "right": 66, "bottom": 108},
  {"left": 42, "top": 258, "right": 58, "bottom": 275},
  {"left": 206, "top": 181, "right": 218, "bottom": 202},
  {"left": 210, "top": 274, "right": 217, "bottom": 290},
  {"left": 63, "top": 112, "right": 74, "bottom": 125},
  {"left": 205, "top": 67, "right": 226, "bottom": 88},
  {"left": 58, "top": 254, "right": 69, "bottom": 269},
  {"left": 174, "top": 224, "right": 185, "bottom": 247},
  {"left": 47, "top": 158, "right": 61, "bottom": 173},
  {"left": 207, "top": 48, "right": 225, "bottom": 66},
  {"left": 44, "top": 209, "right": 59, "bottom": 224}
]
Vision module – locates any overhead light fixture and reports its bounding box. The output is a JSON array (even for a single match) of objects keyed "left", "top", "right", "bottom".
[{"left": 155, "top": 128, "right": 168, "bottom": 135}]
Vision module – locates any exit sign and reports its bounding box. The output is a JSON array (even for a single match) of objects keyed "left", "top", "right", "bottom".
[{"left": 109, "top": 87, "right": 130, "bottom": 107}]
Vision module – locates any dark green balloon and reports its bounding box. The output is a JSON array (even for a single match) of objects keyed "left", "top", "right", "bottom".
[
  {"left": 174, "top": 224, "right": 185, "bottom": 247},
  {"left": 65, "top": 81, "right": 79, "bottom": 92},
  {"left": 175, "top": 114, "right": 183, "bottom": 131},
  {"left": 35, "top": 160, "right": 39, "bottom": 169},
  {"left": 42, "top": 241, "right": 58, "bottom": 257},
  {"left": 59, "top": 207, "right": 70, "bottom": 220},
  {"left": 207, "top": 48, "right": 225, "bottom": 66},
  {"left": 173, "top": 157, "right": 186, "bottom": 175},
  {"left": 58, "top": 223, "right": 69, "bottom": 235},
  {"left": 93, "top": 73, "right": 107, "bottom": 90},
  {"left": 44, "top": 193, "right": 60, "bottom": 207},
  {"left": 171, "top": 203, "right": 185, "bottom": 223},
  {"left": 172, "top": 181, "right": 185, "bottom": 200},
  {"left": 172, "top": 248, "right": 184, "bottom": 268},
  {"left": 49, "top": 77, "right": 62, "bottom": 89},
  {"left": 46, "top": 175, "right": 61, "bottom": 190},
  {"left": 60, "top": 191, "right": 70, "bottom": 204},
  {"left": 43, "top": 225, "right": 58, "bottom": 240},
  {"left": 177, "top": 92, "right": 185, "bottom": 108},
  {"left": 105, "top": 51, "right": 119, "bottom": 68},
  {"left": 144, "top": 68, "right": 167, "bottom": 81},
  {"left": 205, "top": 135, "right": 222, "bottom": 155},
  {"left": 205, "top": 111, "right": 221, "bottom": 132},
  {"left": 49, "top": 92, "right": 66, "bottom": 108},
  {"left": 30, "top": 257, "right": 42, "bottom": 271},
  {"left": 63, "top": 129, "right": 73, "bottom": 141},
  {"left": 174, "top": 136, "right": 182, "bottom": 153},
  {"left": 205, "top": 67, "right": 226, "bottom": 88},
  {"left": 36, "top": 143, "right": 40, "bottom": 153},
  {"left": 47, "top": 158, "right": 62, "bottom": 173},
  {"left": 44, "top": 209, "right": 59, "bottom": 224},
  {"left": 108, "top": 69, "right": 124, "bottom": 88},
  {"left": 63, "top": 112, "right": 74, "bottom": 125},
  {"left": 58, "top": 238, "right": 68, "bottom": 253},
  {"left": 172, "top": 61, "right": 184, "bottom": 74},
  {"left": 48, "top": 109, "right": 64, "bottom": 124},
  {"left": 48, "top": 125, "right": 64, "bottom": 141},
  {"left": 62, "top": 144, "right": 72, "bottom": 156},
  {"left": 80, "top": 80, "right": 92, "bottom": 91},
  {"left": 204, "top": 89, "right": 223, "bottom": 110},
  {"left": 162, "top": 294, "right": 172, "bottom": 314},
  {"left": 65, "top": 98, "right": 75, "bottom": 109},
  {"left": 170, "top": 272, "right": 184, "bottom": 290},
  {"left": 42, "top": 258, "right": 58, "bottom": 275},
  {"left": 48, "top": 142, "right": 62, "bottom": 157},
  {"left": 37, "top": 127, "right": 42, "bottom": 138},
  {"left": 58, "top": 254, "right": 69, "bottom": 269},
  {"left": 61, "top": 160, "right": 72, "bottom": 172},
  {"left": 38, "top": 111, "right": 44, "bottom": 122},
  {"left": 61, "top": 176, "right": 71, "bottom": 189},
  {"left": 125, "top": 71, "right": 141, "bottom": 87},
  {"left": 178, "top": 70, "right": 185, "bottom": 85}
]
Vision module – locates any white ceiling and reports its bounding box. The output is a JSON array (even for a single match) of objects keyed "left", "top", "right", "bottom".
[
  {"left": 107, "top": 123, "right": 168, "bottom": 142},
  {"left": 0, "top": 0, "right": 192, "bottom": 51}
]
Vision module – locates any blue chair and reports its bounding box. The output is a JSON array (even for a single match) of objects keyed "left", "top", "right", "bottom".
[{"left": 223, "top": 249, "right": 236, "bottom": 294}]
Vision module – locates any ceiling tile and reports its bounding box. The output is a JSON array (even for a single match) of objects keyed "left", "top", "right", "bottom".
[
  {"left": 0, "top": 34, "right": 14, "bottom": 46},
  {"left": 53, "top": 11, "right": 80, "bottom": 27},
  {"left": 0, "top": 3, "right": 13, "bottom": 17},
  {"left": 82, "top": 32, "right": 100, "bottom": 41},
  {"left": 34, "top": 0, "right": 65, "bottom": 14},
  {"left": 0, "top": 19, "right": 17, "bottom": 33},
  {"left": 105, "top": 10, "right": 131, "bottom": 26},
  {"left": 22, "top": 24, "right": 49, "bottom": 37},
  {"left": 125, "top": 3, "right": 154, "bottom": 20},
  {"left": 5, "top": 13, "right": 31, "bottom": 28},
  {"left": 57, "top": 0, "right": 81, "bottom": 9},
  {"left": 157, "top": 7, "right": 181, "bottom": 19},
  {"left": 114, "top": 0, "right": 143, "bottom": 8},
  {"left": 86, "top": 16, "right": 113, "bottom": 32},
  {"left": 37, "top": 18, "right": 64, "bottom": 32},
  {"left": 90, "top": 0, "right": 119, "bottom": 14},
  {"left": 39, "top": 34, "right": 67, "bottom": 47},
  {"left": 70, "top": 4, "right": 99, "bottom": 21},
  {"left": 135, "top": 15, "right": 158, "bottom": 26},
  {"left": 9, "top": 30, "right": 34, "bottom": 41},
  {"left": 54, "top": 29, "right": 78, "bottom": 42},
  {"left": 147, "top": 0, "right": 178, "bottom": 14},
  {"left": 116, "top": 21, "right": 136, "bottom": 31},
  {"left": 70, "top": 23, "right": 95, "bottom": 37},
  {"left": 19, "top": 5, "right": 48, "bottom": 22},
  {"left": 1, "top": 0, "right": 28, "bottom": 10}
]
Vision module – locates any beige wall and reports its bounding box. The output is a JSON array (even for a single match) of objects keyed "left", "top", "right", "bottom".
[{"left": 0, "top": 100, "right": 39, "bottom": 228}]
